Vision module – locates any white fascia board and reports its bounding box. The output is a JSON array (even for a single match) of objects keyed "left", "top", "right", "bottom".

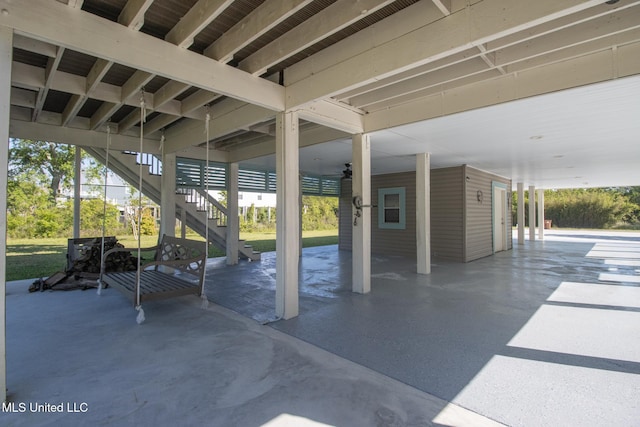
[
  {"left": 364, "top": 43, "right": 640, "bottom": 133},
  {"left": 0, "top": 0, "right": 285, "bottom": 111},
  {"left": 286, "top": 0, "right": 604, "bottom": 109}
]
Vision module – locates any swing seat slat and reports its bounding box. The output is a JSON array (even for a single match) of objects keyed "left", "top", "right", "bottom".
[{"left": 101, "top": 235, "right": 207, "bottom": 307}]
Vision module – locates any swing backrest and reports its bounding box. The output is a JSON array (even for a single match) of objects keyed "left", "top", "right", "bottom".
[{"left": 155, "top": 235, "right": 207, "bottom": 281}]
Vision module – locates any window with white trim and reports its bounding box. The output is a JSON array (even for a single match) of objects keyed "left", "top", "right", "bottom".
[{"left": 378, "top": 187, "right": 406, "bottom": 229}]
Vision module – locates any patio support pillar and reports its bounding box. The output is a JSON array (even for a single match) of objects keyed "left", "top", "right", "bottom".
[
  {"left": 226, "top": 162, "right": 239, "bottom": 265},
  {"left": 537, "top": 189, "right": 545, "bottom": 240},
  {"left": 159, "top": 151, "right": 176, "bottom": 238},
  {"left": 299, "top": 174, "right": 303, "bottom": 258},
  {"left": 275, "top": 111, "right": 299, "bottom": 319},
  {"left": 73, "top": 146, "right": 82, "bottom": 238},
  {"left": 416, "top": 153, "right": 431, "bottom": 275},
  {"left": 0, "top": 25, "right": 13, "bottom": 404},
  {"left": 352, "top": 133, "right": 371, "bottom": 294},
  {"left": 517, "top": 183, "right": 525, "bottom": 245},
  {"left": 180, "top": 208, "right": 187, "bottom": 238},
  {"left": 529, "top": 185, "right": 536, "bottom": 241}
]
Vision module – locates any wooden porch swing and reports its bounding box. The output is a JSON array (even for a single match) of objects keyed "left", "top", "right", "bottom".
[{"left": 97, "top": 92, "right": 211, "bottom": 323}]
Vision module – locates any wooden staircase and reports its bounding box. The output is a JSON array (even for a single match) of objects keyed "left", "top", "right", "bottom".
[{"left": 83, "top": 147, "right": 260, "bottom": 261}]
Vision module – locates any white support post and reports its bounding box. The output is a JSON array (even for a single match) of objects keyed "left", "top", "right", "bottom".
[
  {"left": 73, "top": 146, "right": 82, "bottom": 238},
  {"left": 159, "top": 152, "right": 176, "bottom": 238},
  {"left": 180, "top": 209, "right": 187, "bottom": 239},
  {"left": 299, "top": 174, "right": 303, "bottom": 258},
  {"left": 0, "top": 25, "right": 13, "bottom": 405},
  {"left": 275, "top": 111, "right": 299, "bottom": 319},
  {"left": 538, "top": 189, "right": 545, "bottom": 240},
  {"left": 517, "top": 183, "right": 525, "bottom": 245},
  {"left": 352, "top": 133, "right": 371, "bottom": 294},
  {"left": 529, "top": 185, "right": 536, "bottom": 242},
  {"left": 416, "top": 153, "right": 431, "bottom": 275},
  {"left": 226, "top": 162, "right": 239, "bottom": 265}
]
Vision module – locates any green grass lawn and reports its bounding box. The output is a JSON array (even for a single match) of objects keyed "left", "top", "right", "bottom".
[{"left": 6, "top": 229, "right": 338, "bottom": 282}]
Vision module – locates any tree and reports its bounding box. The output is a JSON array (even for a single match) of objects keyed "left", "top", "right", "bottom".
[
  {"left": 9, "top": 139, "right": 76, "bottom": 201},
  {"left": 7, "top": 180, "right": 51, "bottom": 238}
]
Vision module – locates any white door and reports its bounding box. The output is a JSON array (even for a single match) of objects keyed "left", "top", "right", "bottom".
[{"left": 493, "top": 187, "right": 506, "bottom": 252}]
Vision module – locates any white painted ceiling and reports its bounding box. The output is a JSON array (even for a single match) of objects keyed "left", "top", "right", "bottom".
[{"left": 244, "top": 74, "right": 640, "bottom": 190}]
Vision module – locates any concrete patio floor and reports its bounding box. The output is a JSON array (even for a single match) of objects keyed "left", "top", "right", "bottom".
[{"left": 3, "top": 229, "right": 640, "bottom": 426}]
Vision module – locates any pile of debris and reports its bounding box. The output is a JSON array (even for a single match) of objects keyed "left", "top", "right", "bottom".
[
  {"left": 29, "top": 237, "right": 140, "bottom": 292},
  {"left": 68, "top": 237, "right": 139, "bottom": 275}
]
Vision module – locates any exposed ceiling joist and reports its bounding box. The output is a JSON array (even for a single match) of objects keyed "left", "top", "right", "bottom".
[
  {"left": 32, "top": 46, "right": 64, "bottom": 121},
  {"left": 239, "top": 0, "right": 396, "bottom": 76},
  {"left": 494, "top": 5, "right": 640, "bottom": 68},
  {"left": 349, "top": 57, "right": 489, "bottom": 109},
  {"left": 165, "top": 0, "right": 234, "bottom": 48},
  {"left": 285, "top": 0, "right": 605, "bottom": 109},
  {"left": 165, "top": 101, "right": 273, "bottom": 153},
  {"left": 9, "top": 118, "right": 160, "bottom": 153},
  {"left": 364, "top": 40, "right": 640, "bottom": 132},
  {"left": 431, "top": 0, "right": 451, "bottom": 16},
  {"left": 118, "top": 0, "right": 154, "bottom": 30},
  {"left": 13, "top": 34, "right": 57, "bottom": 57},
  {"left": 89, "top": 70, "right": 154, "bottom": 130},
  {"left": 204, "top": 0, "right": 313, "bottom": 63},
  {"left": 119, "top": 80, "right": 192, "bottom": 134},
  {"left": 143, "top": 89, "right": 220, "bottom": 136},
  {"left": 2, "top": 0, "right": 285, "bottom": 111},
  {"left": 11, "top": 62, "right": 207, "bottom": 122},
  {"left": 505, "top": 28, "right": 640, "bottom": 74}
]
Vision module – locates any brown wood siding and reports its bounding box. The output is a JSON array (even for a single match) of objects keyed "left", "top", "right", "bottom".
[
  {"left": 371, "top": 173, "right": 417, "bottom": 258},
  {"left": 338, "top": 178, "right": 352, "bottom": 251},
  {"left": 431, "top": 167, "right": 464, "bottom": 262},
  {"left": 463, "top": 165, "right": 512, "bottom": 262}
]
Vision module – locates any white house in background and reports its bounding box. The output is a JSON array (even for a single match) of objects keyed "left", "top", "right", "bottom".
[
  {"left": 238, "top": 192, "right": 276, "bottom": 223},
  {"left": 238, "top": 192, "right": 277, "bottom": 209}
]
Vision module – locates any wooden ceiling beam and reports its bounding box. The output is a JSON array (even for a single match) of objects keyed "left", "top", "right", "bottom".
[{"left": 239, "top": 0, "right": 396, "bottom": 76}]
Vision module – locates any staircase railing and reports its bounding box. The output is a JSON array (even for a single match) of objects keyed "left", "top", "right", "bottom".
[
  {"left": 175, "top": 187, "right": 228, "bottom": 227},
  {"left": 174, "top": 166, "right": 229, "bottom": 228}
]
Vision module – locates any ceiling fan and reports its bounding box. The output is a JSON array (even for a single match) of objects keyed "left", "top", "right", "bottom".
[{"left": 341, "top": 163, "right": 352, "bottom": 179}]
